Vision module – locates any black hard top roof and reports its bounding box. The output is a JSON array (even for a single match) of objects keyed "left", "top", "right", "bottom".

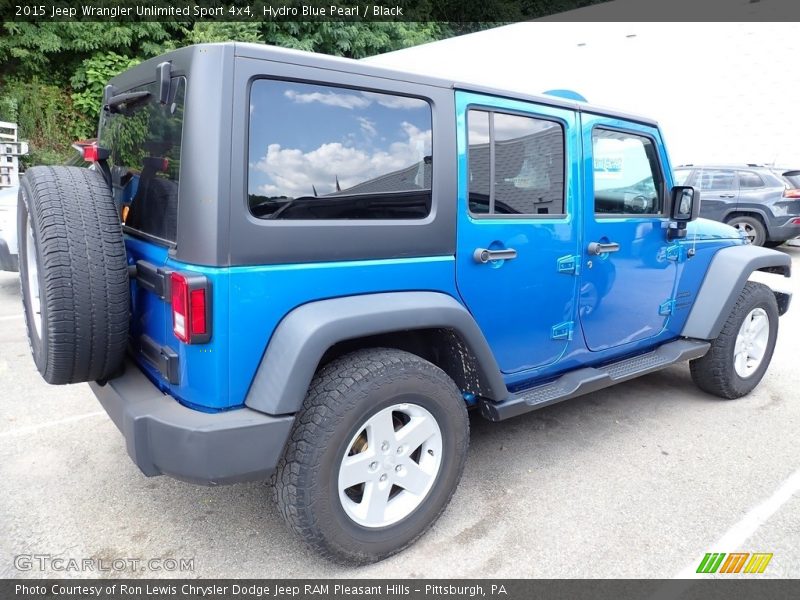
[{"left": 231, "top": 42, "right": 659, "bottom": 127}]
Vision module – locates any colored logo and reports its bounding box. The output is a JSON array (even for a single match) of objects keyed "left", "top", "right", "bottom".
[{"left": 696, "top": 552, "right": 773, "bottom": 574}]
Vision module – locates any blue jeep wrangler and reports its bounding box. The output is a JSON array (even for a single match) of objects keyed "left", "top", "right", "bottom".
[{"left": 17, "top": 43, "right": 792, "bottom": 564}]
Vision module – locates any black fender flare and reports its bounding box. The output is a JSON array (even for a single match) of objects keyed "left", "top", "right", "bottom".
[
  {"left": 681, "top": 244, "right": 791, "bottom": 340},
  {"left": 722, "top": 207, "right": 771, "bottom": 229},
  {"left": 244, "top": 291, "right": 508, "bottom": 415}
]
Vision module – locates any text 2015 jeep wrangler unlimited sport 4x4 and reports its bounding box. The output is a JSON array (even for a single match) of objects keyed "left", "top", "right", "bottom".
[{"left": 17, "top": 43, "right": 792, "bottom": 564}]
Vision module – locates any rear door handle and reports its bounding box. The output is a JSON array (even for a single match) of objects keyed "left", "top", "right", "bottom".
[
  {"left": 587, "top": 241, "right": 620, "bottom": 255},
  {"left": 473, "top": 248, "right": 518, "bottom": 263}
]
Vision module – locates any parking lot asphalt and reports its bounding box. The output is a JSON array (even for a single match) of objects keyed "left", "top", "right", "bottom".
[{"left": 1, "top": 248, "right": 799, "bottom": 579}]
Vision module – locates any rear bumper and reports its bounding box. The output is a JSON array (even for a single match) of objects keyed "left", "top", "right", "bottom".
[
  {"left": 767, "top": 218, "right": 800, "bottom": 242},
  {"left": 89, "top": 358, "right": 294, "bottom": 485},
  {"left": 0, "top": 238, "right": 18, "bottom": 272}
]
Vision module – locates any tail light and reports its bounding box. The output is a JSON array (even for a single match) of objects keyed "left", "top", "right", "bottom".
[
  {"left": 81, "top": 143, "right": 100, "bottom": 162},
  {"left": 783, "top": 189, "right": 800, "bottom": 199},
  {"left": 170, "top": 272, "right": 211, "bottom": 344},
  {"left": 71, "top": 140, "right": 108, "bottom": 162}
]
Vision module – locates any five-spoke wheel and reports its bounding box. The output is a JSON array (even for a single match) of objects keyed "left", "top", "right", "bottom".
[{"left": 274, "top": 348, "right": 469, "bottom": 564}]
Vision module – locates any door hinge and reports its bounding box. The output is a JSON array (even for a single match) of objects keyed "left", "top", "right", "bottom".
[
  {"left": 557, "top": 254, "right": 581, "bottom": 275},
  {"left": 666, "top": 244, "right": 687, "bottom": 263},
  {"left": 659, "top": 299, "right": 676, "bottom": 316},
  {"left": 551, "top": 321, "right": 574, "bottom": 341},
  {"left": 135, "top": 260, "right": 173, "bottom": 301}
]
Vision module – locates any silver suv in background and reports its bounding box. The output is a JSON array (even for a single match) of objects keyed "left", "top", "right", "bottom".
[
  {"left": 673, "top": 165, "right": 800, "bottom": 247},
  {"left": 0, "top": 184, "right": 19, "bottom": 271}
]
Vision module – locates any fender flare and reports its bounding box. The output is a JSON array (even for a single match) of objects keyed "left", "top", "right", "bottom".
[
  {"left": 722, "top": 206, "right": 771, "bottom": 223},
  {"left": 244, "top": 291, "right": 508, "bottom": 415},
  {"left": 681, "top": 244, "right": 791, "bottom": 340}
]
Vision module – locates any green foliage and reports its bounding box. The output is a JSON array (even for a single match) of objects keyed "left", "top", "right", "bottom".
[
  {"left": 1, "top": 8, "right": 609, "bottom": 167},
  {"left": 0, "top": 79, "right": 87, "bottom": 167},
  {"left": 71, "top": 52, "right": 141, "bottom": 123},
  {"left": 182, "top": 22, "right": 263, "bottom": 44}
]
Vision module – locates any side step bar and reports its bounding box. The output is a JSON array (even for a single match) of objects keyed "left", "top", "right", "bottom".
[{"left": 479, "top": 339, "right": 711, "bottom": 422}]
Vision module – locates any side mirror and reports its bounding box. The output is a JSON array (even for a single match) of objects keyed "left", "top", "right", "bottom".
[
  {"left": 670, "top": 186, "right": 700, "bottom": 222},
  {"left": 668, "top": 186, "right": 700, "bottom": 241}
]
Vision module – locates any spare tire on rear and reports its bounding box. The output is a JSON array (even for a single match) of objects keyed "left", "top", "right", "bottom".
[{"left": 18, "top": 166, "right": 129, "bottom": 384}]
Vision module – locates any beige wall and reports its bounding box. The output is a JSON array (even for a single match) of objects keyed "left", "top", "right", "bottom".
[{"left": 366, "top": 20, "right": 800, "bottom": 168}]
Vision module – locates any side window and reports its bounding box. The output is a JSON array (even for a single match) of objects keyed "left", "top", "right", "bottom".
[
  {"left": 592, "top": 129, "right": 664, "bottom": 215},
  {"left": 673, "top": 169, "right": 692, "bottom": 186},
  {"left": 697, "top": 169, "right": 737, "bottom": 191},
  {"left": 247, "top": 80, "right": 432, "bottom": 220},
  {"left": 738, "top": 171, "right": 765, "bottom": 188},
  {"left": 467, "top": 109, "right": 565, "bottom": 216}
]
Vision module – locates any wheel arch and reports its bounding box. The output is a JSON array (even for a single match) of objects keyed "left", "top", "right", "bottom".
[
  {"left": 244, "top": 292, "right": 508, "bottom": 415},
  {"left": 682, "top": 245, "right": 791, "bottom": 340},
  {"left": 724, "top": 209, "right": 770, "bottom": 232}
]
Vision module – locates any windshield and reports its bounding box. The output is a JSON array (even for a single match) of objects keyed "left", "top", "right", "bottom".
[{"left": 99, "top": 77, "right": 186, "bottom": 244}]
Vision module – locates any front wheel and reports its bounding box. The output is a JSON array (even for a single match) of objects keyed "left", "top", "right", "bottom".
[
  {"left": 274, "top": 348, "right": 469, "bottom": 564},
  {"left": 690, "top": 282, "right": 779, "bottom": 399}
]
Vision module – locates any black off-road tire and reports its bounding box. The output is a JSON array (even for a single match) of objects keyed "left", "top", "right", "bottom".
[
  {"left": 689, "top": 282, "right": 778, "bottom": 399},
  {"left": 274, "top": 348, "right": 469, "bottom": 564},
  {"left": 18, "top": 166, "right": 129, "bottom": 384}
]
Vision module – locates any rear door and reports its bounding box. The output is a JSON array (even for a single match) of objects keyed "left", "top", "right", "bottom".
[
  {"left": 454, "top": 91, "right": 581, "bottom": 374},
  {"left": 579, "top": 116, "right": 678, "bottom": 352}
]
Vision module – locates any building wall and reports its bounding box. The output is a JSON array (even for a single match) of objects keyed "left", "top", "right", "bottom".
[{"left": 365, "top": 21, "right": 800, "bottom": 168}]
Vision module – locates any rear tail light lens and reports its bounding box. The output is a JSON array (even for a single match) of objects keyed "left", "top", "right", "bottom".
[
  {"left": 783, "top": 189, "right": 800, "bottom": 199},
  {"left": 190, "top": 289, "right": 207, "bottom": 335},
  {"left": 82, "top": 143, "right": 99, "bottom": 162},
  {"left": 170, "top": 272, "right": 211, "bottom": 344}
]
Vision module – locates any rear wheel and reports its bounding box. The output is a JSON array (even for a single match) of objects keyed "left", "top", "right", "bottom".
[
  {"left": 727, "top": 215, "right": 767, "bottom": 246},
  {"left": 18, "top": 166, "right": 129, "bottom": 384},
  {"left": 690, "top": 282, "right": 778, "bottom": 399},
  {"left": 274, "top": 348, "right": 469, "bottom": 564}
]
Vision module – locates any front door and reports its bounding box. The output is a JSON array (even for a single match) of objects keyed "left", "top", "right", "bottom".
[
  {"left": 455, "top": 91, "right": 580, "bottom": 374},
  {"left": 579, "top": 116, "right": 678, "bottom": 351},
  {"left": 696, "top": 168, "right": 739, "bottom": 222}
]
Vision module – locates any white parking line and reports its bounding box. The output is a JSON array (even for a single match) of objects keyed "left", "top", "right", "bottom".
[
  {"left": 674, "top": 465, "right": 800, "bottom": 578},
  {"left": 0, "top": 314, "right": 23, "bottom": 321},
  {"left": 0, "top": 411, "right": 107, "bottom": 439}
]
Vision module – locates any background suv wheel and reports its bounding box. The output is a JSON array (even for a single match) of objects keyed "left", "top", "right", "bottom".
[{"left": 727, "top": 215, "right": 767, "bottom": 246}]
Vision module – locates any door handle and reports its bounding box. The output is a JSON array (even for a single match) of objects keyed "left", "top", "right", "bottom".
[
  {"left": 720, "top": 194, "right": 736, "bottom": 198},
  {"left": 473, "top": 248, "right": 518, "bottom": 264},
  {"left": 587, "top": 241, "right": 620, "bottom": 255}
]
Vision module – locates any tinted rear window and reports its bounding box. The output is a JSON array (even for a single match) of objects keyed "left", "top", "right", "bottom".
[
  {"left": 782, "top": 171, "right": 800, "bottom": 188},
  {"left": 99, "top": 77, "right": 185, "bottom": 244},
  {"left": 247, "top": 80, "right": 432, "bottom": 220}
]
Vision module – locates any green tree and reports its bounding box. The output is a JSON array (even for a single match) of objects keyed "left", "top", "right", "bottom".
[{"left": 71, "top": 52, "right": 142, "bottom": 126}]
